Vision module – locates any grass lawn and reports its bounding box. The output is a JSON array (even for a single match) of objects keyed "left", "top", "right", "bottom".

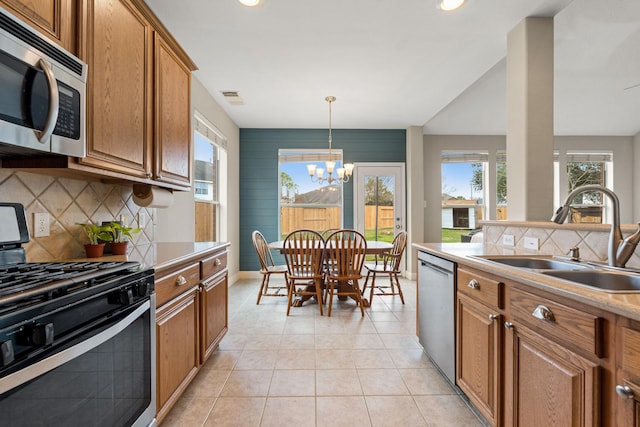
[{"left": 441, "top": 228, "right": 470, "bottom": 243}]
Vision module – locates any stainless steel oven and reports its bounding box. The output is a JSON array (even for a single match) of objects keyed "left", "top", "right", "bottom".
[{"left": 0, "top": 204, "right": 156, "bottom": 427}]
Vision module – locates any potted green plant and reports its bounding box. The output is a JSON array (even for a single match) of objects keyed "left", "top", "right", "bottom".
[
  {"left": 107, "top": 221, "right": 141, "bottom": 255},
  {"left": 77, "top": 222, "right": 113, "bottom": 258}
]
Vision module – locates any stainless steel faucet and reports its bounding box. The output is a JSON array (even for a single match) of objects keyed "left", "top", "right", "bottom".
[{"left": 551, "top": 184, "right": 640, "bottom": 268}]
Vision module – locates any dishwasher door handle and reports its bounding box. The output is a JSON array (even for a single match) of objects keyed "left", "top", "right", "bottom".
[{"left": 420, "top": 261, "right": 453, "bottom": 276}]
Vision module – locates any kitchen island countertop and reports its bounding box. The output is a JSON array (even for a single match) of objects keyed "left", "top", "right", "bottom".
[{"left": 414, "top": 242, "right": 640, "bottom": 322}]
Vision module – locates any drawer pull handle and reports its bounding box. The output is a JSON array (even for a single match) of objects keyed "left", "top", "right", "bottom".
[
  {"left": 532, "top": 305, "right": 555, "bottom": 322},
  {"left": 616, "top": 385, "right": 635, "bottom": 399},
  {"left": 488, "top": 314, "right": 498, "bottom": 321},
  {"left": 467, "top": 279, "right": 480, "bottom": 290},
  {"left": 504, "top": 322, "right": 514, "bottom": 330},
  {"left": 175, "top": 275, "right": 187, "bottom": 286},
  {"left": 215, "top": 258, "right": 222, "bottom": 266}
]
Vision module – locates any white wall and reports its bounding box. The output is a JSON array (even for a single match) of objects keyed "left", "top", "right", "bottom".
[
  {"left": 156, "top": 77, "right": 241, "bottom": 281},
  {"left": 421, "top": 134, "right": 635, "bottom": 243}
]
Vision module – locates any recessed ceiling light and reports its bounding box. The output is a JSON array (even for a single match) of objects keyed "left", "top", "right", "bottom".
[
  {"left": 440, "top": 0, "right": 465, "bottom": 11},
  {"left": 238, "top": 0, "right": 261, "bottom": 6}
]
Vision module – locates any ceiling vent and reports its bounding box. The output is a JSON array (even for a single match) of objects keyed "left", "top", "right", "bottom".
[{"left": 221, "top": 91, "right": 244, "bottom": 105}]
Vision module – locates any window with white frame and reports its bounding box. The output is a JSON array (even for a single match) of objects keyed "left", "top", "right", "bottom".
[
  {"left": 554, "top": 151, "right": 613, "bottom": 224},
  {"left": 441, "top": 151, "right": 488, "bottom": 241},
  {"left": 278, "top": 149, "right": 344, "bottom": 238},
  {"left": 194, "top": 113, "right": 227, "bottom": 242}
]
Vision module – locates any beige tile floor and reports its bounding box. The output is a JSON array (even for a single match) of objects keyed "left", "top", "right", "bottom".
[{"left": 161, "top": 277, "right": 485, "bottom": 427}]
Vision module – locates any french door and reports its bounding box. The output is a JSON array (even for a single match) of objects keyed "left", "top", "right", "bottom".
[{"left": 353, "top": 163, "right": 405, "bottom": 242}]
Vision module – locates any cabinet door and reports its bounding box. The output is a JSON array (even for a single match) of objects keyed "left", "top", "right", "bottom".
[
  {"left": 200, "top": 274, "right": 228, "bottom": 362},
  {"left": 456, "top": 293, "right": 501, "bottom": 426},
  {"left": 156, "top": 288, "right": 199, "bottom": 422},
  {"left": 153, "top": 33, "right": 191, "bottom": 187},
  {"left": 505, "top": 323, "right": 600, "bottom": 427},
  {"left": 617, "top": 325, "right": 640, "bottom": 426},
  {"left": 1, "top": 0, "right": 76, "bottom": 52},
  {"left": 79, "top": 0, "right": 152, "bottom": 177}
]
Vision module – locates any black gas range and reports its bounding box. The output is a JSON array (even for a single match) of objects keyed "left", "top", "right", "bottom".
[{"left": 0, "top": 203, "right": 156, "bottom": 427}]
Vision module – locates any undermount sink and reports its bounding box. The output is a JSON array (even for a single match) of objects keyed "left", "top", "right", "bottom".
[
  {"left": 477, "top": 256, "right": 591, "bottom": 270},
  {"left": 541, "top": 270, "right": 640, "bottom": 293}
]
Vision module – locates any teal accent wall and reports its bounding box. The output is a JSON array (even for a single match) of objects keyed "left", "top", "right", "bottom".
[{"left": 240, "top": 128, "right": 406, "bottom": 271}]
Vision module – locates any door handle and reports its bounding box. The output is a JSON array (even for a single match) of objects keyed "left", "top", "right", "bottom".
[{"left": 36, "top": 59, "right": 59, "bottom": 143}]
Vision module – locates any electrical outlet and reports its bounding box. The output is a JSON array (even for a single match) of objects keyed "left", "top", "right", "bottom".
[
  {"left": 502, "top": 234, "right": 515, "bottom": 247},
  {"left": 524, "top": 236, "right": 539, "bottom": 250},
  {"left": 33, "top": 213, "right": 50, "bottom": 237},
  {"left": 137, "top": 212, "right": 147, "bottom": 228}
]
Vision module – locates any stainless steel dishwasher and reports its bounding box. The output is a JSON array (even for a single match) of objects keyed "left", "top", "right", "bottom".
[{"left": 417, "top": 251, "right": 456, "bottom": 385}]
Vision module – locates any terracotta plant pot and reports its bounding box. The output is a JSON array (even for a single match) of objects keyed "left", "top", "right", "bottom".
[
  {"left": 110, "top": 241, "right": 129, "bottom": 255},
  {"left": 84, "top": 243, "right": 106, "bottom": 258}
]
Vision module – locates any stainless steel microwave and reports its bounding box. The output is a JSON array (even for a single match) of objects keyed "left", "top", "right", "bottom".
[{"left": 0, "top": 7, "right": 86, "bottom": 158}]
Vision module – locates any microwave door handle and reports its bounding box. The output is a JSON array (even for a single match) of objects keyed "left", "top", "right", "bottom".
[{"left": 36, "top": 59, "right": 59, "bottom": 143}]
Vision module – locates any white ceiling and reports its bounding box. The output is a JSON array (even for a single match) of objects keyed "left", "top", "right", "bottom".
[{"left": 145, "top": 0, "right": 640, "bottom": 136}]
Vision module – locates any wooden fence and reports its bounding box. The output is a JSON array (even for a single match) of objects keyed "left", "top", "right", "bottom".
[{"left": 280, "top": 206, "right": 395, "bottom": 236}]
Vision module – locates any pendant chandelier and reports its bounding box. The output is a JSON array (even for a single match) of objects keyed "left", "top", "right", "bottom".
[{"left": 307, "top": 96, "right": 354, "bottom": 185}]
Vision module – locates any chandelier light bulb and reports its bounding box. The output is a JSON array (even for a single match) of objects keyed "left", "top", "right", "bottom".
[{"left": 440, "top": 0, "right": 465, "bottom": 11}]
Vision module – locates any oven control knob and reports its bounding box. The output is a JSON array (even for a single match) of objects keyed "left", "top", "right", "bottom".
[
  {"left": 136, "top": 281, "right": 150, "bottom": 297},
  {"left": 31, "top": 323, "right": 54, "bottom": 346},
  {"left": 0, "top": 340, "right": 14, "bottom": 366}
]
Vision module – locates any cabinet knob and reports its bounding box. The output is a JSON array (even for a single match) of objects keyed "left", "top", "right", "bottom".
[
  {"left": 175, "top": 275, "right": 187, "bottom": 286},
  {"left": 467, "top": 279, "right": 480, "bottom": 290},
  {"left": 532, "top": 305, "right": 555, "bottom": 322},
  {"left": 616, "top": 385, "right": 635, "bottom": 399},
  {"left": 489, "top": 314, "right": 498, "bottom": 321},
  {"left": 215, "top": 258, "right": 222, "bottom": 266},
  {"left": 504, "top": 322, "right": 514, "bottom": 330}
]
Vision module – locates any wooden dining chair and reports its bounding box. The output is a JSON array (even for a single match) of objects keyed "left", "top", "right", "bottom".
[
  {"left": 252, "top": 230, "right": 288, "bottom": 304},
  {"left": 282, "top": 229, "right": 325, "bottom": 315},
  {"left": 324, "top": 229, "right": 367, "bottom": 317},
  {"left": 361, "top": 231, "right": 407, "bottom": 304}
]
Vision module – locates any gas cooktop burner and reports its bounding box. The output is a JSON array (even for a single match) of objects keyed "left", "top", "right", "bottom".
[{"left": 0, "top": 261, "right": 142, "bottom": 313}]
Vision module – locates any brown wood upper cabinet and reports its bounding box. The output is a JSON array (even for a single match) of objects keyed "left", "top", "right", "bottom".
[
  {"left": 2, "top": 0, "right": 196, "bottom": 191},
  {"left": 79, "top": 0, "right": 195, "bottom": 189},
  {"left": 0, "top": 0, "right": 77, "bottom": 52}
]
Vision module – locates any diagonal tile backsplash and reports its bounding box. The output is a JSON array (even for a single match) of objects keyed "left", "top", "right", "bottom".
[
  {"left": 0, "top": 169, "right": 154, "bottom": 264},
  {"left": 482, "top": 221, "right": 640, "bottom": 268}
]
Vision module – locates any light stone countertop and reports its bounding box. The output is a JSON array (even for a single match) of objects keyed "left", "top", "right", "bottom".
[
  {"left": 72, "top": 242, "right": 230, "bottom": 270},
  {"left": 414, "top": 242, "right": 640, "bottom": 322}
]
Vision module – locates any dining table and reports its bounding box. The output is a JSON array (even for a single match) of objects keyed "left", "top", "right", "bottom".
[{"left": 267, "top": 238, "right": 393, "bottom": 308}]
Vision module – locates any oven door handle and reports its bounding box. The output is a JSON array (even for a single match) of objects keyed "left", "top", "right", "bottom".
[{"left": 0, "top": 299, "right": 150, "bottom": 395}]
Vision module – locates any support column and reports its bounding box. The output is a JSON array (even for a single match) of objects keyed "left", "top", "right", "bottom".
[
  {"left": 406, "top": 126, "right": 424, "bottom": 280},
  {"left": 506, "top": 17, "right": 554, "bottom": 221}
]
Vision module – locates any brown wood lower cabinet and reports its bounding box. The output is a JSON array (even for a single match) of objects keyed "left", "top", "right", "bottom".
[
  {"left": 154, "top": 246, "right": 228, "bottom": 424},
  {"left": 616, "top": 320, "right": 640, "bottom": 426},
  {"left": 156, "top": 288, "right": 199, "bottom": 417},
  {"left": 454, "top": 262, "right": 616, "bottom": 427},
  {"left": 457, "top": 293, "right": 502, "bottom": 426},
  {"left": 504, "top": 322, "right": 600, "bottom": 426}
]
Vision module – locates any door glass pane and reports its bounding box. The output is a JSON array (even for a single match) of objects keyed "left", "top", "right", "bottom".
[{"left": 364, "top": 175, "right": 395, "bottom": 243}]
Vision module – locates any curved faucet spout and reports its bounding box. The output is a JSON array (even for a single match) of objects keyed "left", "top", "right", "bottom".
[{"left": 551, "top": 184, "right": 623, "bottom": 267}]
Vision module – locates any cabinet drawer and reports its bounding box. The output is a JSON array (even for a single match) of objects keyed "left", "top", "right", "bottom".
[
  {"left": 621, "top": 327, "right": 640, "bottom": 376},
  {"left": 510, "top": 287, "right": 604, "bottom": 357},
  {"left": 457, "top": 267, "right": 504, "bottom": 309},
  {"left": 155, "top": 263, "right": 200, "bottom": 307},
  {"left": 201, "top": 252, "right": 227, "bottom": 279}
]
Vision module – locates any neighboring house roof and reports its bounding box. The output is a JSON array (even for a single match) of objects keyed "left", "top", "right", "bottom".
[{"left": 293, "top": 185, "right": 341, "bottom": 204}]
